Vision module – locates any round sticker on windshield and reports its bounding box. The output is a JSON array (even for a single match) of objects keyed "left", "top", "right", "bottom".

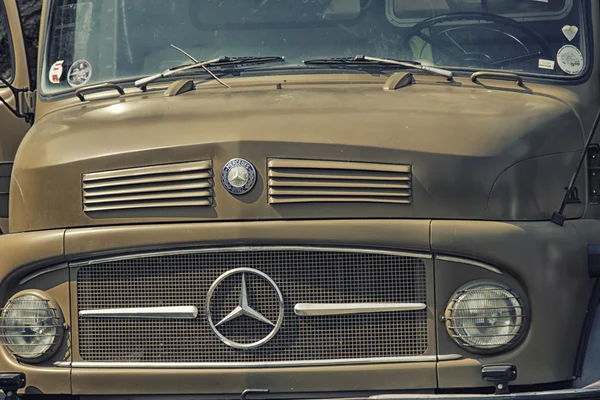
[
  {"left": 67, "top": 60, "right": 93, "bottom": 87},
  {"left": 556, "top": 45, "right": 584, "bottom": 75}
]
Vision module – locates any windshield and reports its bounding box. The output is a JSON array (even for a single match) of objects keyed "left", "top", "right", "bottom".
[{"left": 41, "top": 0, "right": 589, "bottom": 94}]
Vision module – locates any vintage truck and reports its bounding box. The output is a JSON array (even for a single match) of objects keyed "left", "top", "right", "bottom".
[{"left": 2, "top": 0, "right": 600, "bottom": 399}]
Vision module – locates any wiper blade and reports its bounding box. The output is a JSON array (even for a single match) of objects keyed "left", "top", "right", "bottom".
[
  {"left": 304, "top": 55, "right": 454, "bottom": 81},
  {"left": 135, "top": 55, "right": 285, "bottom": 90}
]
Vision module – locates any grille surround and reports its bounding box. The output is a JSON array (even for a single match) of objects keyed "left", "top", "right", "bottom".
[{"left": 75, "top": 247, "right": 430, "bottom": 365}]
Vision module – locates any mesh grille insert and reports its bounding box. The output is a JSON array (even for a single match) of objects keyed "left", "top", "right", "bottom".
[{"left": 76, "top": 248, "right": 428, "bottom": 363}]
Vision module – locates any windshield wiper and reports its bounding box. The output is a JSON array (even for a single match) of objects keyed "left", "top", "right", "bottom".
[
  {"left": 135, "top": 55, "right": 285, "bottom": 91},
  {"left": 170, "top": 44, "right": 231, "bottom": 89},
  {"left": 304, "top": 55, "right": 454, "bottom": 81}
]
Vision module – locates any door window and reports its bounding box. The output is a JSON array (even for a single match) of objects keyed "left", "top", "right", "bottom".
[{"left": 0, "top": 1, "right": 14, "bottom": 83}]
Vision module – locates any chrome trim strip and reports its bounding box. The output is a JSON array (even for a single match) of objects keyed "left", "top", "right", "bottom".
[
  {"left": 54, "top": 354, "right": 462, "bottom": 369},
  {"left": 70, "top": 246, "right": 432, "bottom": 267},
  {"left": 294, "top": 303, "right": 426, "bottom": 316},
  {"left": 79, "top": 306, "right": 198, "bottom": 319},
  {"left": 19, "top": 264, "right": 68, "bottom": 285},
  {"left": 436, "top": 255, "right": 503, "bottom": 275}
]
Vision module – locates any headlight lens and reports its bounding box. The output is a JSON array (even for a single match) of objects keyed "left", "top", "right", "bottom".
[
  {"left": 0, "top": 291, "right": 64, "bottom": 361},
  {"left": 446, "top": 282, "right": 526, "bottom": 353}
]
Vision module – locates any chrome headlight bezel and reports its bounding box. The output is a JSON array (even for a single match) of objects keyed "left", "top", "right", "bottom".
[
  {"left": 0, "top": 290, "right": 65, "bottom": 363},
  {"left": 445, "top": 280, "right": 528, "bottom": 355}
]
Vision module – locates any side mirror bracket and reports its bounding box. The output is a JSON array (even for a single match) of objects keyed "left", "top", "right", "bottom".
[{"left": 0, "top": 75, "right": 34, "bottom": 124}]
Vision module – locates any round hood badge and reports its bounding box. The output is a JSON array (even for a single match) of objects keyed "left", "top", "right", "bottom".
[{"left": 221, "top": 158, "right": 257, "bottom": 195}]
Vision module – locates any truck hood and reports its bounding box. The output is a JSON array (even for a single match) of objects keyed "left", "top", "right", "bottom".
[{"left": 9, "top": 76, "right": 585, "bottom": 232}]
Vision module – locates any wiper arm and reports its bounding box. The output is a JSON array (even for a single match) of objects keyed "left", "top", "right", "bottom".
[
  {"left": 135, "top": 57, "right": 222, "bottom": 90},
  {"left": 135, "top": 55, "right": 285, "bottom": 91},
  {"left": 170, "top": 44, "right": 230, "bottom": 89},
  {"left": 359, "top": 56, "right": 454, "bottom": 81},
  {"left": 304, "top": 55, "right": 454, "bottom": 81}
]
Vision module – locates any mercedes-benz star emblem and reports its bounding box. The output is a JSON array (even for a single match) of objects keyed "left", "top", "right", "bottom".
[
  {"left": 206, "top": 268, "right": 284, "bottom": 349},
  {"left": 221, "top": 158, "right": 257, "bottom": 195}
]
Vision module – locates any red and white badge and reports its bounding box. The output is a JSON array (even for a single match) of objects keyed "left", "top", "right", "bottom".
[{"left": 48, "top": 60, "right": 64, "bottom": 84}]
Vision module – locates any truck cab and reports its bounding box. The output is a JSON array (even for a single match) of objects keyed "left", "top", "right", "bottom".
[{"left": 2, "top": 0, "right": 600, "bottom": 399}]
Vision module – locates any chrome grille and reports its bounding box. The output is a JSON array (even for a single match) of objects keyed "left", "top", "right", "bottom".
[{"left": 76, "top": 248, "right": 428, "bottom": 363}]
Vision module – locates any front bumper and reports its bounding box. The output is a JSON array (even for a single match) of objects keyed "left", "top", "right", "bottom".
[{"left": 1, "top": 219, "right": 599, "bottom": 397}]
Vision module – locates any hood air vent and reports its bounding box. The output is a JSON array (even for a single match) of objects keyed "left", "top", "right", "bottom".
[
  {"left": 82, "top": 160, "right": 213, "bottom": 212},
  {"left": 268, "top": 159, "right": 412, "bottom": 204}
]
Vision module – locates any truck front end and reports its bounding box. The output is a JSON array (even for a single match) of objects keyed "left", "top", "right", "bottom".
[{"left": 2, "top": 0, "right": 600, "bottom": 399}]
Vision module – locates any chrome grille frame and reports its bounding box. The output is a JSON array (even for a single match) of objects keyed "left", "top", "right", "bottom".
[{"left": 70, "top": 246, "right": 437, "bottom": 367}]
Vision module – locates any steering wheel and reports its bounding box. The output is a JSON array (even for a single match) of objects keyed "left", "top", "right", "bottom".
[{"left": 403, "top": 12, "right": 553, "bottom": 68}]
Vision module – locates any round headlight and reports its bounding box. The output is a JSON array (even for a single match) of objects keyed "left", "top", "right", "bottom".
[
  {"left": 0, "top": 291, "right": 64, "bottom": 362},
  {"left": 445, "top": 282, "right": 526, "bottom": 353}
]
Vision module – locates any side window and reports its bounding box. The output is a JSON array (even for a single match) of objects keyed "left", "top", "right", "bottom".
[
  {"left": 18, "top": 0, "right": 41, "bottom": 89},
  {"left": 0, "top": 1, "right": 14, "bottom": 83}
]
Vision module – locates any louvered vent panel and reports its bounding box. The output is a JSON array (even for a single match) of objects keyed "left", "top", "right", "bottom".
[
  {"left": 83, "top": 160, "right": 213, "bottom": 212},
  {"left": 268, "top": 159, "right": 412, "bottom": 204}
]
